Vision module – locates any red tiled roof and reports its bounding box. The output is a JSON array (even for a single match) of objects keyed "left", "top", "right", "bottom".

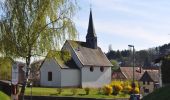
[{"left": 120, "top": 67, "right": 144, "bottom": 80}]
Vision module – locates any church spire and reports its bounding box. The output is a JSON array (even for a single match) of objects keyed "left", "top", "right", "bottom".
[
  {"left": 87, "top": 9, "right": 96, "bottom": 37},
  {"left": 86, "top": 9, "right": 97, "bottom": 49}
]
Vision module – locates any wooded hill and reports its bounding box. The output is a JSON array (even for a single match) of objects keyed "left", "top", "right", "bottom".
[{"left": 106, "top": 43, "right": 170, "bottom": 67}]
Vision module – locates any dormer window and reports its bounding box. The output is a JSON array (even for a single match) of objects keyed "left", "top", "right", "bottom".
[
  {"left": 100, "top": 66, "right": 104, "bottom": 72},
  {"left": 90, "top": 66, "right": 94, "bottom": 72}
]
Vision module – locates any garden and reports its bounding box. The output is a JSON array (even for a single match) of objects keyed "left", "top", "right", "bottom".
[{"left": 25, "top": 81, "right": 139, "bottom": 99}]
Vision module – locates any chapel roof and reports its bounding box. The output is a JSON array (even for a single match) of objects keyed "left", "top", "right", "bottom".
[{"left": 66, "top": 40, "right": 113, "bottom": 67}]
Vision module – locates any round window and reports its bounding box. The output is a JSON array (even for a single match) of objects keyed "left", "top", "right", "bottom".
[
  {"left": 90, "top": 66, "right": 94, "bottom": 72},
  {"left": 100, "top": 66, "right": 104, "bottom": 72}
]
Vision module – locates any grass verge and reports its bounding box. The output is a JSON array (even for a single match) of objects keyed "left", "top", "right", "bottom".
[
  {"left": 25, "top": 87, "right": 129, "bottom": 99},
  {"left": 0, "top": 91, "right": 10, "bottom": 100}
]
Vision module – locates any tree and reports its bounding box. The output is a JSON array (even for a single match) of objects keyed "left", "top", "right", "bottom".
[
  {"left": 161, "top": 56, "right": 170, "bottom": 85},
  {"left": 0, "top": 0, "right": 78, "bottom": 98},
  {"left": 110, "top": 60, "right": 120, "bottom": 71}
]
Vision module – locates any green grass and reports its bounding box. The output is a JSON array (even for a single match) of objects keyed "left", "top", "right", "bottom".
[
  {"left": 25, "top": 87, "right": 129, "bottom": 99},
  {"left": 143, "top": 85, "right": 170, "bottom": 100},
  {"left": 0, "top": 91, "right": 10, "bottom": 100}
]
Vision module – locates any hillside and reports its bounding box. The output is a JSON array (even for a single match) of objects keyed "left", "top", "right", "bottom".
[{"left": 142, "top": 85, "right": 170, "bottom": 100}]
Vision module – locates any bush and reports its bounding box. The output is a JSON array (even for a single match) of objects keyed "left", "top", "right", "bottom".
[
  {"left": 56, "top": 88, "right": 63, "bottom": 94},
  {"left": 71, "top": 88, "right": 77, "bottom": 95},
  {"left": 122, "top": 85, "right": 132, "bottom": 94},
  {"left": 103, "top": 85, "right": 112, "bottom": 95},
  {"left": 133, "top": 87, "right": 140, "bottom": 94},
  {"left": 97, "top": 88, "right": 103, "bottom": 94},
  {"left": 84, "top": 87, "right": 90, "bottom": 95},
  {"left": 112, "top": 84, "right": 123, "bottom": 95}
]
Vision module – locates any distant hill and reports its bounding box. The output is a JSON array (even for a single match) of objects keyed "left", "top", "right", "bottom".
[
  {"left": 106, "top": 43, "right": 170, "bottom": 67},
  {"left": 142, "top": 85, "right": 170, "bottom": 100}
]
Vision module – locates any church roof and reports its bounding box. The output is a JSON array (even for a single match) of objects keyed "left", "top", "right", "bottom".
[
  {"left": 46, "top": 50, "right": 78, "bottom": 69},
  {"left": 67, "top": 40, "right": 113, "bottom": 67}
]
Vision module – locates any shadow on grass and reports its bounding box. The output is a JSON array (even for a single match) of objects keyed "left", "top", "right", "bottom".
[
  {"left": 50, "top": 93, "right": 59, "bottom": 96},
  {"left": 78, "top": 93, "right": 86, "bottom": 96}
]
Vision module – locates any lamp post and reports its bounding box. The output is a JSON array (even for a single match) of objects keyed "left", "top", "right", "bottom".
[{"left": 128, "top": 45, "right": 136, "bottom": 90}]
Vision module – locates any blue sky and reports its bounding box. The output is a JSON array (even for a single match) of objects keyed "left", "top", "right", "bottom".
[{"left": 74, "top": 0, "right": 170, "bottom": 52}]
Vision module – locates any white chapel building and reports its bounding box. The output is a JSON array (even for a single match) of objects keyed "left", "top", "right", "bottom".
[{"left": 40, "top": 10, "right": 113, "bottom": 88}]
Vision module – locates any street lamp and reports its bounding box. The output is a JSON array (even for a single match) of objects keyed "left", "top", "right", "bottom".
[{"left": 128, "top": 45, "right": 136, "bottom": 89}]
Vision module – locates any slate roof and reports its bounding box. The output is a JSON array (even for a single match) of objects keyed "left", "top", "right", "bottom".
[
  {"left": 140, "top": 71, "right": 159, "bottom": 82},
  {"left": 120, "top": 67, "right": 144, "bottom": 80},
  {"left": 67, "top": 40, "right": 113, "bottom": 67},
  {"left": 46, "top": 50, "right": 79, "bottom": 69}
]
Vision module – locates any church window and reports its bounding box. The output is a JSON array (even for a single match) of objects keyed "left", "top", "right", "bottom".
[
  {"left": 48, "top": 72, "right": 52, "bottom": 81},
  {"left": 100, "top": 66, "right": 104, "bottom": 72},
  {"left": 90, "top": 66, "right": 94, "bottom": 72}
]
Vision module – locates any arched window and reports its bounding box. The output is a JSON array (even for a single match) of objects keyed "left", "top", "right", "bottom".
[
  {"left": 90, "top": 66, "right": 94, "bottom": 72},
  {"left": 100, "top": 66, "right": 104, "bottom": 72}
]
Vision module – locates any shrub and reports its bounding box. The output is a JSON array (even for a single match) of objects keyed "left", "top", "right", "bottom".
[
  {"left": 112, "top": 84, "right": 123, "bottom": 95},
  {"left": 71, "top": 88, "right": 77, "bottom": 95},
  {"left": 133, "top": 87, "right": 140, "bottom": 94},
  {"left": 103, "top": 85, "right": 112, "bottom": 95},
  {"left": 97, "top": 88, "right": 103, "bottom": 94},
  {"left": 122, "top": 85, "right": 132, "bottom": 94},
  {"left": 84, "top": 87, "right": 90, "bottom": 95},
  {"left": 56, "top": 88, "right": 63, "bottom": 94}
]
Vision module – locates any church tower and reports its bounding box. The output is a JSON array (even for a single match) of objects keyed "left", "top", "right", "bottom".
[{"left": 86, "top": 10, "right": 97, "bottom": 49}]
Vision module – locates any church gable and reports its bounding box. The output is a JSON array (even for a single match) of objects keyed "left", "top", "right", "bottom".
[{"left": 46, "top": 50, "right": 78, "bottom": 69}]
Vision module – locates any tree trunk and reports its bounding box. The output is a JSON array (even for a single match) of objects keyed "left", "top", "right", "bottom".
[{"left": 20, "top": 56, "right": 31, "bottom": 100}]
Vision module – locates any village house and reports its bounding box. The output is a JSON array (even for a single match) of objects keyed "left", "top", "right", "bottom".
[
  {"left": 12, "top": 61, "right": 25, "bottom": 84},
  {"left": 139, "top": 70, "right": 159, "bottom": 94},
  {"left": 112, "top": 67, "right": 144, "bottom": 81},
  {"left": 40, "top": 10, "right": 113, "bottom": 88},
  {"left": 112, "top": 66, "right": 160, "bottom": 94}
]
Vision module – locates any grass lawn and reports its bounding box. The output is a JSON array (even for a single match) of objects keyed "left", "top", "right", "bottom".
[
  {"left": 0, "top": 91, "right": 10, "bottom": 100},
  {"left": 25, "top": 87, "right": 130, "bottom": 99}
]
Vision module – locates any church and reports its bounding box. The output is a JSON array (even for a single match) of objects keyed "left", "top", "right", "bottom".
[{"left": 40, "top": 10, "right": 113, "bottom": 88}]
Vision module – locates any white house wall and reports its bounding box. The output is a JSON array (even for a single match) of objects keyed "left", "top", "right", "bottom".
[
  {"left": 40, "top": 59, "right": 61, "bottom": 87},
  {"left": 81, "top": 66, "right": 111, "bottom": 88},
  {"left": 61, "top": 69, "right": 80, "bottom": 87}
]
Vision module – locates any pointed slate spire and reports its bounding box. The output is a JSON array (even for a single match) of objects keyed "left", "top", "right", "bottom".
[
  {"left": 86, "top": 9, "right": 97, "bottom": 49},
  {"left": 87, "top": 10, "right": 96, "bottom": 37}
]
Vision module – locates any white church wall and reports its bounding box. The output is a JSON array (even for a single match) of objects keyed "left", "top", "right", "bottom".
[
  {"left": 81, "top": 66, "right": 111, "bottom": 88},
  {"left": 40, "top": 59, "right": 61, "bottom": 87},
  {"left": 61, "top": 69, "right": 80, "bottom": 87}
]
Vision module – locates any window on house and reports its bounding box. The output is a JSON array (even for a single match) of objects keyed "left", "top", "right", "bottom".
[
  {"left": 100, "top": 66, "right": 104, "bottom": 72},
  {"left": 147, "top": 81, "right": 150, "bottom": 85},
  {"left": 48, "top": 72, "right": 52, "bottom": 81},
  {"left": 143, "top": 81, "right": 145, "bottom": 85},
  {"left": 90, "top": 66, "right": 94, "bottom": 72}
]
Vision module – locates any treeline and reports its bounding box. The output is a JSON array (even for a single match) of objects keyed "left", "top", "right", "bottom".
[{"left": 106, "top": 43, "right": 170, "bottom": 67}]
